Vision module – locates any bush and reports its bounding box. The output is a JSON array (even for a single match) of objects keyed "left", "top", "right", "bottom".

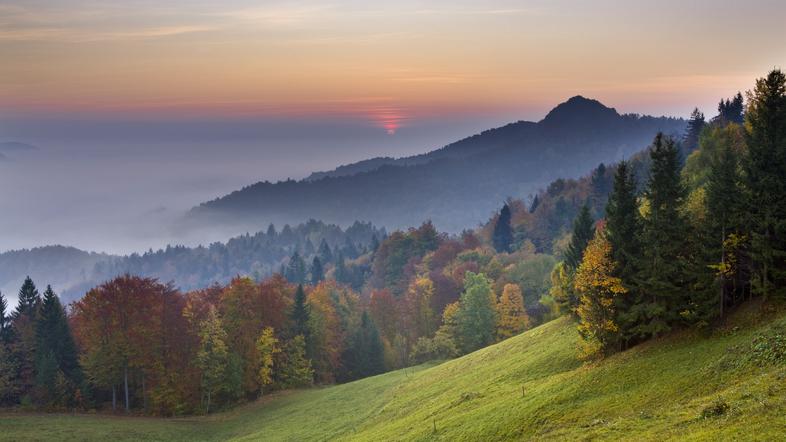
[
  {"left": 409, "top": 333, "right": 459, "bottom": 364},
  {"left": 700, "top": 398, "right": 730, "bottom": 419},
  {"left": 750, "top": 328, "right": 786, "bottom": 365}
]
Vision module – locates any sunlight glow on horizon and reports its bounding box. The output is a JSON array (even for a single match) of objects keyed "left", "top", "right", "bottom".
[{"left": 1, "top": 0, "right": 785, "bottom": 128}]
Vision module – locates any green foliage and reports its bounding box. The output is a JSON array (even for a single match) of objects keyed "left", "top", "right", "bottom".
[
  {"left": 276, "top": 335, "right": 314, "bottom": 388},
  {"left": 196, "top": 306, "right": 229, "bottom": 414},
  {"left": 456, "top": 272, "right": 497, "bottom": 353},
  {"left": 564, "top": 205, "right": 594, "bottom": 271},
  {"left": 284, "top": 252, "right": 306, "bottom": 284},
  {"left": 409, "top": 332, "right": 458, "bottom": 364},
  {"left": 309, "top": 256, "right": 324, "bottom": 285}
]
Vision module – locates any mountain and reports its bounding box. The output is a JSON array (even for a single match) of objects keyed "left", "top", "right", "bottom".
[
  {"left": 189, "top": 96, "right": 685, "bottom": 233},
  {"left": 4, "top": 301, "right": 781, "bottom": 440},
  {"left": 0, "top": 220, "right": 383, "bottom": 305}
]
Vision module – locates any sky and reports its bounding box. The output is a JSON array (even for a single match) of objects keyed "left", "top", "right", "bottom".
[{"left": 1, "top": 0, "right": 785, "bottom": 254}]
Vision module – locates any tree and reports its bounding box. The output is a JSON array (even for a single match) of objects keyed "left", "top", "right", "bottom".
[
  {"left": 196, "top": 306, "right": 229, "bottom": 414},
  {"left": 716, "top": 92, "right": 744, "bottom": 124},
  {"left": 277, "top": 335, "right": 313, "bottom": 388},
  {"left": 456, "top": 272, "right": 497, "bottom": 353},
  {"left": 401, "top": 276, "right": 437, "bottom": 344},
  {"left": 574, "top": 229, "right": 627, "bottom": 358},
  {"left": 341, "top": 312, "right": 385, "bottom": 381},
  {"left": 35, "top": 285, "right": 81, "bottom": 407},
  {"left": 256, "top": 327, "right": 280, "bottom": 395},
  {"left": 564, "top": 205, "right": 594, "bottom": 271},
  {"left": 683, "top": 108, "right": 706, "bottom": 153},
  {"left": 285, "top": 252, "right": 307, "bottom": 284},
  {"left": 289, "top": 284, "right": 310, "bottom": 341},
  {"left": 0, "top": 291, "right": 9, "bottom": 343},
  {"left": 492, "top": 204, "right": 514, "bottom": 253},
  {"left": 318, "top": 239, "right": 333, "bottom": 264},
  {"left": 637, "top": 134, "right": 689, "bottom": 336},
  {"left": 496, "top": 283, "right": 530, "bottom": 340},
  {"left": 744, "top": 69, "right": 786, "bottom": 299},
  {"left": 310, "top": 257, "right": 324, "bottom": 285},
  {"left": 14, "top": 276, "right": 40, "bottom": 319}
]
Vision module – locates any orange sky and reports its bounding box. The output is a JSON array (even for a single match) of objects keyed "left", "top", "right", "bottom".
[{"left": 2, "top": 0, "right": 785, "bottom": 130}]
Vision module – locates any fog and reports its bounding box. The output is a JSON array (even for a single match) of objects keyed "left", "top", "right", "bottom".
[{"left": 0, "top": 115, "right": 507, "bottom": 255}]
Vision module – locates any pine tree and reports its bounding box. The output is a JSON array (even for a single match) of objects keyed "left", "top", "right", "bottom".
[
  {"left": 289, "top": 285, "right": 310, "bottom": 341},
  {"left": 35, "top": 286, "right": 81, "bottom": 406},
  {"left": 14, "top": 276, "right": 40, "bottom": 319},
  {"left": 683, "top": 108, "right": 706, "bottom": 153},
  {"left": 564, "top": 205, "right": 595, "bottom": 271},
  {"left": 492, "top": 203, "right": 514, "bottom": 253},
  {"left": 341, "top": 312, "right": 385, "bottom": 381},
  {"left": 310, "top": 257, "right": 324, "bottom": 285},
  {"left": 744, "top": 69, "right": 786, "bottom": 299},
  {"left": 285, "top": 252, "right": 306, "bottom": 284},
  {"left": 0, "top": 291, "right": 9, "bottom": 343},
  {"left": 716, "top": 92, "right": 744, "bottom": 124},
  {"left": 637, "top": 133, "right": 689, "bottom": 336},
  {"left": 456, "top": 272, "right": 497, "bottom": 353},
  {"left": 318, "top": 239, "right": 333, "bottom": 264}
]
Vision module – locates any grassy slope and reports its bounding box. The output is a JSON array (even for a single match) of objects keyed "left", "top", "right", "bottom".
[{"left": 2, "top": 302, "right": 785, "bottom": 441}]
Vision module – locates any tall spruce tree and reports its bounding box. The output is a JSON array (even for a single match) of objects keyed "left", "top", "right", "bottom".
[
  {"left": 683, "top": 108, "right": 706, "bottom": 153},
  {"left": 289, "top": 284, "right": 310, "bottom": 341},
  {"left": 717, "top": 92, "right": 745, "bottom": 124},
  {"left": 0, "top": 291, "right": 9, "bottom": 343},
  {"left": 492, "top": 203, "right": 513, "bottom": 253},
  {"left": 14, "top": 276, "right": 40, "bottom": 319},
  {"left": 285, "top": 252, "right": 307, "bottom": 284},
  {"left": 564, "top": 205, "right": 595, "bottom": 271},
  {"left": 310, "top": 257, "right": 324, "bottom": 285},
  {"left": 637, "top": 134, "right": 689, "bottom": 336},
  {"left": 605, "top": 161, "right": 642, "bottom": 345},
  {"left": 318, "top": 239, "right": 333, "bottom": 264},
  {"left": 744, "top": 69, "right": 786, "bottom": 299},
  {"left": 36, "top": 286, "right": 81, "bottom": 383}
]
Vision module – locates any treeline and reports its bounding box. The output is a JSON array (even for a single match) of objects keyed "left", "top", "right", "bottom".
[{"left": 552, "top": 70, "right": 786, "bottom": 357}]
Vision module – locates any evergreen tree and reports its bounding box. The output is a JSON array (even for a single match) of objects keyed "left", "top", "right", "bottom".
[
  {"left": 717, "top": 92, "right": 745, "bottom": 124},
  {"left": 529, "top": 194, "right": 540, "bottom": 213},
  {"left": 637, "top": 133, "right": 689, "bottom": 336},
  {"left": 744, "top": 69, "right": 786, "bottom": 299},
  {"left": 289, "top": 285, "right": 310, "bottom": 341},
  {"left": 492, "top": 203, "right": 513, "bottom": 253},
  {"left": 341, "top": 312, "right": 385, "bottom": 381},
  {"left": 318, "top": 239, "right": 333, "bottom": 264},
  {"left": 285, "top": 252, "right": 307, "bottom": 284},
  {"left": 564, "top": 205, "right": 595, "bottom": 271},
  {"left": 683, "top": 108, "right": 706, "bottom": 153},
  {"left": 369, "top": 234, "right": 380, "bottom": 253},
  {"left": 456, "top": 272, "right": 497, "bottom": 353},
  {"left": 310, "top": 257, "right": 324, "bottom": 285},
  {"left": 35, "top": 285, "right": 81, "bottom": 406},
  {"left": 14, "top": 276, "right": 40, "bottom": 319},
  {"left": 0, "top": 291, "right": 9, "bottom": 343}
]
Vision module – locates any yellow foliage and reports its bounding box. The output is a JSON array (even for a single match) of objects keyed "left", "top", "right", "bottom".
[{"left": 496, "top": 283, "right": 530, "bottom": 340}]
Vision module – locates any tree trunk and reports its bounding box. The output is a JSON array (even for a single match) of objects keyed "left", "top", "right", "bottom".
[
  {"left": 206, "top": 390, "right": 211, "bottom": 415},
  {"left": 720, "top": 228, "right": 725, "bottom": 319},
  {"left": 142, "top": 373, "right": 147, "bottom": 413},
  {"left": 112, "top": 384, "right": 116, "bottom": 411},
  {"left": 124, "top": 365, "right": 130, "bottom": 413}
]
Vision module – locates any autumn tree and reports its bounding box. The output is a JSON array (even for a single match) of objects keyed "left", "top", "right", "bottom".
[
  {"left": 196, "top": 306, "right": 229, "bottom": 414},
  {"left": 400, "top": 276, "right": 437, "bottom": 344},
  {"left": 574, "top": 229, "right": 627, "bottom": 358},
  {"left": 276, "top": 335, "right": 313, "bottom": 388},
  {"left": 496, "top": 283, "right": 530, "bottom": 340},
  {"left": 256, "top": 327, "right": 280, "bottom": 395}
]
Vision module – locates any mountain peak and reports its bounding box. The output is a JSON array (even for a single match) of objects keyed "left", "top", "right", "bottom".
[{"left": 541, "top": 96, "right": 619, "bottom": 126}]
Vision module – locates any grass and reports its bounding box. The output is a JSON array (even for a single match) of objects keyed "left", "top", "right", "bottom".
[{"left": 2, "top": 301, "right": 785, "bottom": 441}]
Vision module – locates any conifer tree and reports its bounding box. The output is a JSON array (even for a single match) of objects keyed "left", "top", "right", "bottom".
[
  {"left": 35, "top": 285, "right": 81, "bottom": 406},
  {"left": 310, "top": 257, "right": 324, "bottom": 285},
  {"left": 637, "top": 134, "right": 689, "bottom": 336},
  {"left": 318, "top": 239, "right": 333, "bottom": 264},
  {"left": 683, "top": 108, "right": 706, "bottom": 153},
  {"left": 341, "top": 312, "right": 385, "bottom": 381},
  {"left": 289, "top": 285, "right": 310, "bottom": 341},
  {"left": 744, "top": 69, "right": 786, "bottom": 299},
  {"left": 0, "top": 291, "right": 9, "bottom": 343},
  {"left": 285, "top": 252, "right": 307, "bottom": 284},
  {"left": 564, "top": 205, "right": 595, "bottom": 271},
  {"left": 14, "top": 276, "right": 40, "bottom": 319},
  {"left": 492, "top": 203, "right": 513, "bottom": 253}
]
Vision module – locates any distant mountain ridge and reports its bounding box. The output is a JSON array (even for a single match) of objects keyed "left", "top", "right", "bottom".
[{"left": 190, "top": 96, "right": 685, "bottom": 233}]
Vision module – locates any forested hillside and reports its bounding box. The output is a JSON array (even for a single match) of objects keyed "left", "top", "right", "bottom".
[{"left": 189, "top": 97, "right": 685, "bottom": 233}]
